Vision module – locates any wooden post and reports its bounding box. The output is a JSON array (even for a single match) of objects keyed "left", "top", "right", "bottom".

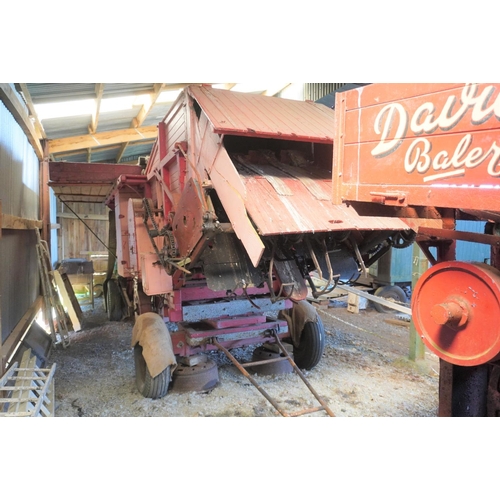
[
  {"left": 409, "top": 243, "right": 428, "bottom": 361},
  {"left": 40, "top": 140, "right": 51, "bottom": 250}
]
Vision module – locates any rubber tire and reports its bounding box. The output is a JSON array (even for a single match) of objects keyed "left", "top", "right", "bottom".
[
  {"left": 373, "top": 285, "right": 407, "bottom": 313},
  {"left": 134, "top": 345, "right": 171, "bottom": 399},
  {"left": 293, "top": 316, "right": 325, "bottom": 370},
  {"left": 106, "top": 279, "right": 123, "bottom": 321}
]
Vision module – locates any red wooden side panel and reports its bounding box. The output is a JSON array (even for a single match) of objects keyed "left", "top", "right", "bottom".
[{"left": 333, "top": 83, "right": 500, "bottom": 212}]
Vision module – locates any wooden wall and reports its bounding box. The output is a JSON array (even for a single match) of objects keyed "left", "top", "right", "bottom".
[{"left": 57, "top": 200, "right": 109, "bottom": 273}]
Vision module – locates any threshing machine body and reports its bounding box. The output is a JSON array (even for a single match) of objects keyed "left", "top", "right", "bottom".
[{"left": 108, "top": 85, "right": 411, "bottom": 356}]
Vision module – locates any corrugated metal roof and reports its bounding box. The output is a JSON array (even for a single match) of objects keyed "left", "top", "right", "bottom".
[
  {"left": 24, "top": 83, "right": 161, "bottom": 104},
  {"left": 189, "top": 85, "right": 335, "bottom": 143},
  {"left": 25, "top": 83, "right": 98, "bottom": 103},
  {"left": 42, "top": 115, "right": 91, "bottom": 139}
]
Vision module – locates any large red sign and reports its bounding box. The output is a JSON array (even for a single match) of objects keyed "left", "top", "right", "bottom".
[{"left": 333, "top": 83, "right": 500, "bottom": 211}]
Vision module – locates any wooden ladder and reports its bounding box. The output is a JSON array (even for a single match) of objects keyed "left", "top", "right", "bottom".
[
  {"left": 213, "top": 331, "right": 335, "bottom": 417},
  {"left": 35, "top": 230, "right": 71, "bottom": 348},
  {"left": 0, "top": 349, "right": 56, "bottom": 417}
]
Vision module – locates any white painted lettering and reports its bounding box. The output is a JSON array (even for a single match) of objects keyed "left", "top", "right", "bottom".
[{"left": 371, "top": 103, "right": 407, "bottom": 157}]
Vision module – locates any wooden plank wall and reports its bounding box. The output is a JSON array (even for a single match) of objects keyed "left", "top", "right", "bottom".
[{"left": 57, "top": 201, "right": 109, "bottom": 273}]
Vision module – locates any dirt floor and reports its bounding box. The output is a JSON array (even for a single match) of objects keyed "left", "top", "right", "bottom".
[{"left": 47, "top": 293, "right": 440, "bottom": 418}]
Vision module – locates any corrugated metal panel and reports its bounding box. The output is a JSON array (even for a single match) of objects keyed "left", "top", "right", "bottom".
[
  {"left": 143, "top": 102, "right": 173, "bottom": 126},
  {"left": 456, "top": 220, "right": 491, "bottom": 264},
  {"left": 304, "top": 83, "right": 346, "bottom": 102},
  {"left": 0, "top": 231, "right": 39, "bottom": 344},
  {"left": 96, "top": 109, "right": 138, "bottom": 133},
  {"left": 42, "top": 115, "right": 91, "bottom": 139},
  {"left": 0, "top": 100, "right": 40, "bottom": 345},
  {"left": 0, "top": 101, "right": 39, "bottom": 219},
  {"left": 25, "top": 83, "right": 160, "bottom": 104},
  {"left": 102, "top": 83, "right": 158, "bottom": 98},
  {"left": 188, "top": 86, "right": 335, "bottom": 143},
  {"left": 25, "top": 83, "right": 97, "bottom": 103}
]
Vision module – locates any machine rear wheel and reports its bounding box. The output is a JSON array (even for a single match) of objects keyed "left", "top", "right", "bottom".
[
  {"left": 373, "top": 285, "right": 407, "bottom": 313},
  {"left": 293, "top": 316, "right": 325, "bottom": 370},
  {"left": 106, "top": 279, "right": 123, "bottom": 321},
  {"left": 134, "top": 345, "right": 171, "bottom": 399}
]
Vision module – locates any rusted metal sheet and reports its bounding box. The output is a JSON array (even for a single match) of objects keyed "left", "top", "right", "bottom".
[
  {"left": 188, "top": 85, "right": 334, "bottom": 143},
  {"left": 234, "top": 153, "right": 409, "bottom": 236},
  {"left": 333, "top": 83, "right": 500, "bottom": 214}
]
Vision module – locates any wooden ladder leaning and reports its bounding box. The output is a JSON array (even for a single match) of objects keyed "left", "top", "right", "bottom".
[
  {"left": 213, "top": 331, "right": 335, "bottom": 417},
  {"left": 35, "top": 230, "right": 71, "bottom": 348},
  {"left": 0, "top": 349, "right": 56, "bottom": 417}
]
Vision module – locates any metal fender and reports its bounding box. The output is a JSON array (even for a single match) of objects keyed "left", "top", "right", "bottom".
[
  {"left": 279, "top": 300, "right": 318, "bottom": 347},
  {"left": 131, "top": 313, "right": 177, "bottom": 378}
]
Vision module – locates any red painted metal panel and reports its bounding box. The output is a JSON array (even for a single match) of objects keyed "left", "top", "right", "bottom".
[
  {"left": 333, "top": 83, "right": 500, "bottom": 212},
  {"left": 188, "top": 85, "right": 335, "bottom": 143},
  {"left": 235, "top": 158, "right": 409, "bottom": 235}
]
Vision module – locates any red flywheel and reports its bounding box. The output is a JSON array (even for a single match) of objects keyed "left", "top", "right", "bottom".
[{"left": 412, "top": 261, "right": 500, "bottom": 366}]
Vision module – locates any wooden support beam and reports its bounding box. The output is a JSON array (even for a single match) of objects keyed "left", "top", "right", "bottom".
[
  {"left": 132, "top": 83, "right": 165, "bottom": 128},
  {"left": 48, "top": 125, "right": 158, "bottom": 154},
  {"left": 56, "top": 212, "right": 108, "bottom": 221},
  {"left": 89, "top": 83, "right": 104, "bottom": 134},
  {"left": 18, "top": 83, "right": 47, "bottom": 140},
  {"left": 115, "top": 142, "right": 129, "bottom": 163},
  {"left": 0, "top": 83, "right": 43, "bottom": 159},
  {"left": 1, "top": 214, "right": 43, "bottom": 230},
  {"left": 40, "top": 141, "right": 50, "bottom": 245},
  {"left": 262, "top": 84, "right": 291, "bottom": 96}
]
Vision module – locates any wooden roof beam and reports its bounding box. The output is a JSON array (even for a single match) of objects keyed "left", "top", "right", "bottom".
[
  {"left": 18, "top": 83, "right": 47, "bottom": 141},
  {"left": 115, "top": 142, "right": 129, "bottom": 163},
  {"left": 47, "top": 125, "right": 158, "bottom": 154},
  {"left": 89, "top": 83, "right": 104, "bottom": 134},
  {"left": 132, "top": 83, "right": 165, "bottom": 128},
  {"left": 262, "top": 84, "right": 292, "bottom": 97}
]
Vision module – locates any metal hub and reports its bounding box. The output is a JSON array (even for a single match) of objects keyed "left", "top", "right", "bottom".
[
  {"left": 412, "top": 261, "right": 500, "bottom": 366},
  {"left": 170, "top": 358, "right": 219, "bottom": 393},
  {"left": 248, "top": 345, "right": 294, "bottom": 375}
]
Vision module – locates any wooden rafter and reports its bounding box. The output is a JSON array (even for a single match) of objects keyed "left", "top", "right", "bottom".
[
  {"left": 47, "top": 125, "right": 158, "bottom": 154},
  {"left": 262, "top": 84, "right": 292, "bottom": 96},
  {"left": 132, "top": 83, "right": 165, "bottom": 128},
  {"left": 89, "top": 83, "right": 104, "bottom": 134},
  {"left": 115, "top": 141, "right": 129, "bottom": 163},
  {"left": 18, "top": 83, "right": 47, "bottom": 140}
]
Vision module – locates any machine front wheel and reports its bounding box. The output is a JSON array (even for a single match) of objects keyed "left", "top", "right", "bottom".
[
  {"left": 134, "top": 345, "right": 171, "bottom": 399},
  {"left": 293, "top": 317, "right": 325, "bottom": 370}
]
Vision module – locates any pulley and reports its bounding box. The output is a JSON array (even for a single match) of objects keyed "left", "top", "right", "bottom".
[{"left": 412, "top": 261, "right": 500, "bottom": 366}]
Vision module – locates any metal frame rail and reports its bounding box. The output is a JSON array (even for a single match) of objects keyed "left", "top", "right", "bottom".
[
  {"left": 213, "top": 332, "right": 335, "bottom": 417},
  {"left": 0, "top": 349, "right": 56, "bottom": 417}
]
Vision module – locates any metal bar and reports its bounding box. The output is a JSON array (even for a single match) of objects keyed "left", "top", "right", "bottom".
[
  {"left": 336, "top": 284, "right": 412, "bottom": 315},
  {"left": 288, "top": 406, "right": 325, "bottom": 417},
  {"left": 212, "top": 338, "right": 289, "bottom": 417},
  {"left": 272, "top": 332, "right": 335, "bottom": 417},
  {"left": 241, "top": 357, "right": 290, "bottom": 368}
]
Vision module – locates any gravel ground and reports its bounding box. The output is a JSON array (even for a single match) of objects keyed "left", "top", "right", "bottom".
[{"left": 48, "top": 295, "right": 439, "bottom": 418}]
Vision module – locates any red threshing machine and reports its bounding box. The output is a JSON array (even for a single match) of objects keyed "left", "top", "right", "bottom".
[
  {"left": 333, "top": 83, "right": 500, "bottom": 417},
  {"left": 49, "top": 85, "right": 413, "bottom": 411}
]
